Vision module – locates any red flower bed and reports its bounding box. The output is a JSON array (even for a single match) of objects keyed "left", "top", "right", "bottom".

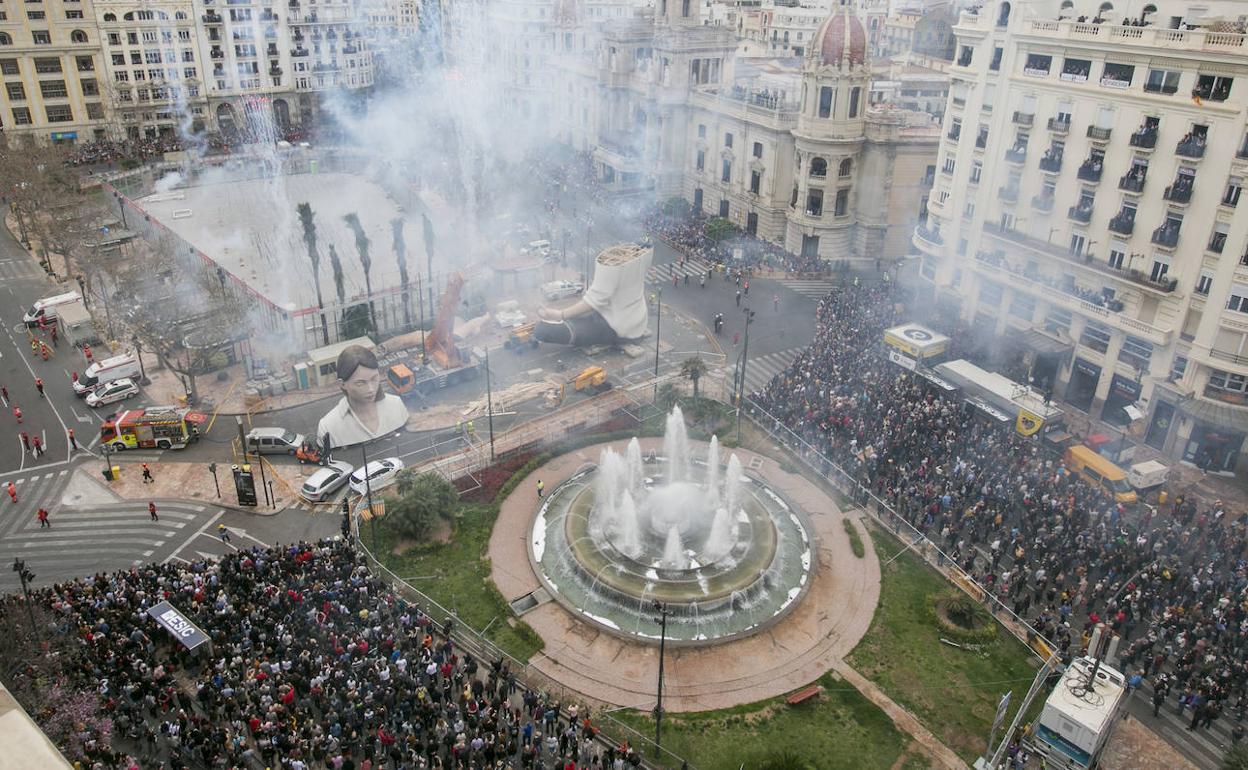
[{"left": 456, "top": 451, "right": 538, "bottom": 503}]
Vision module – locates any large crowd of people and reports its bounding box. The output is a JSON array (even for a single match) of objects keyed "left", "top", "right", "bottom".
[
  {"left": 9, "top": 540, "right": 643, "bottom": 769},
  {"left": 643, "top": 210, "right": 828, "bottom": 277},
  {"left": 751, "top": 280, "right": 1248, "bottom": 739}
]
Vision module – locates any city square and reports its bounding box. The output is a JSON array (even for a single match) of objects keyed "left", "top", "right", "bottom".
[{"left": 2, "top": 0, "right": 1248, "bottom": 769}]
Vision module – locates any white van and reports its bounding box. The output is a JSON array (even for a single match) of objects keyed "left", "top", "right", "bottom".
[
  {"left": 24, "top": 291, "right": 82, "bottom": 327},
  {"left": 73, "top": 352, "right": 142, "bottom": 397}
]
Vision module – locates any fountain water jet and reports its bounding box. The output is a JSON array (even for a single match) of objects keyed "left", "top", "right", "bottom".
[{"left": 661, "top": 526, "right": 687, "bottom": 570}]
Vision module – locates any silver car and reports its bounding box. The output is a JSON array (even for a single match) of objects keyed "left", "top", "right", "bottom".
[{"left": 299, "top": 460, "right": 354, "bottom": 503}]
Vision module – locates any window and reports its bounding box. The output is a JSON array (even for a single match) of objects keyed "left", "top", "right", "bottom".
[
  {"left": 718, "top": 199, "right": 729, "bottom": 218},
  {"left": 957, "top": 45, "right": 973, "bottom": 67},
  {"left": 818, "top": 86, "right": 833, "bottom": 118},
  {"left": 963, "top": 202, "right": 976, "bottom": 219},
  {"left": 1210, "top": 224, "right": 1229, "bottom": 254},
  {"left": 75, "top": 55, "right": 92, "bottom": 71},
  {"left": 45, "top": 104, "right": 73, "bottom": 122},
  {"left": 979, "top": 280, "right": 1004, "bottom": 308},
  {"left": 752, "top": 141, "right": 763, "bottom": 159},
  {"left": 1151, "top": 253, "right": 1170, "bottom": 282},
  {"left": 970, "top": 161, "right": 982, "bottom": 184},
  {"left": 27, "top": 10, "right": 45, "bottom": 19},
  {"left": 1145, "top": 68, "right": 1180, "bottom": 94},
  {"left": 1170, "top": 356, "right": 1188, "bottom": 382},
  {"left": 1009, "top": 293, "right": 1036, "bottom": 321},
  {"left": 0, "top": 59, "right": 18, "bottom": 75},
  {"left": 1100, "top": 62, "right": 1134, "bottom": 89},
  {"left": 1208, "top": 370, "right": 1248, "bottom": 394},
  {"left": 80, "top": 78, "right": 97, "bottom": 96},
  {"left": 39, "top": 80, "right": 66, "bottom": 98},
  {"left": 806, "top": 188, "right": 823, "bottom": 216},
  {"left": 114, "top": 70, "right": 128, "bottom": 82},
  {"left": 838, "top": 158, "right": 852, "bottom": 178},
  {"left": 1119, "top": 335, "right": 1153, "bottom": 370},
  {"left": 1196, "top": 271, "right": 1214, "bottom": 296},
  {"left": 1045, "top": 306, "right": 1072, "bottom": 335},
  {"left": 33, "top": 57, "right": 60, "bottom": 73},
  {"left": 1225, "top": 178, "right": 1242, "bottom": 207},
  {"left": 721, "top": 159, "right": 731, "bottom": 184},
  {"left": 849, "top": 86, "right": 860, "bottom": 118},
  {"left": 724, "top": 132, "right": 733, "bottom": 148},
  {"left": 749, "top": 170, "right": 761, "bottom": 194},
  {"left": 834, "top": 188, "right": 849, "bottom": 217},
  {"left": 1080, "top": 320, "right": 1112, "bottom": 353},
  {"left": 111, "top": 53, "right": 124, "bottom": 66},
  {"left": 990, "top": 46, "right": 1002, "bottom": 71},
  {"left": 65, "top": 9, "right": 82, "bottom": 18},
  {"left": 1228, "top": 287, "right": 1248, "bottom": 314},
  {"left": 697, "top": 124, "right": 706, "bottom": 138},
  {"left": 5, "top": 83, "right": 24, "bottom": 100},
  {"left": 1061, "top": 58, "right": 1090, "bottom": 82},
  {"left": 86, "top": 102, "right": 102, "bottom": 119},
  {"left": 942, "top": 157, "right": 955, "bottom": 174},
  {"left": 1108, "top": 244, "right": 1126, "bottom": 269},
  {"left": 810, "top": 157, "right": 827, "bottom": 178},
  {"left": 695, "top": 150, "right": 705, "bottom": 172},
  {"left": 32, "top": 30, "right": 51, "bottom": 45},
  {"left": 11, "top": 107, "right": 31, "bottom": 124},
  {"left": 1195, "top": 74, "right": 1233, "bottom": 102},
  {"left": 1024, "top": 53, "right": 1052, "bottom": 77},
  {"left": 1069, "top": 233, "right": 1086, "bottom": 256}
]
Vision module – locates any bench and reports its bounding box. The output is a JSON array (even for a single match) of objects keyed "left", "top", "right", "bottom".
[{"left": 785, "top": 685, "right": 822, "bottom": 705}]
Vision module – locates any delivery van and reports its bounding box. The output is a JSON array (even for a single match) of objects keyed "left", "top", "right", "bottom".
[
  {"left": 73, "top": 352, "right": 142, "bottom": 397},
  {"left": 23, "top": 291, "right": 82, "bottom": 327},
  {"left": 1128, "top": 460, "right": 1169, "bottom": 491},
  {"left": 1064, "top": 445, "right": 1137, "bottom": 504}
]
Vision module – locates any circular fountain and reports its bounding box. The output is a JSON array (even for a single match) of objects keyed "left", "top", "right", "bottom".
[{"left": 529, "top": 406, "right": 816, "bottom": 644}]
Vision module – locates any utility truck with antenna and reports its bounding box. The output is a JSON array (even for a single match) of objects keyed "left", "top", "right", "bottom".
[{"left": 1030, "top": 654, "right": 1126, "bottom": 770}]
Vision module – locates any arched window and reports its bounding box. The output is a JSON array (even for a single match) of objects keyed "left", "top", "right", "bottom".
[
  {"left": 71, "top": 30, "right": 88, "bottom": 43},
  {"left": 157, "top": 11, "right": 169, "bottom": 19},
  {"left": 810, "top": 157, "right": 828, "bottom": 177},
  {"left": 838, "top": 158, "right": 853, "bottom": 177},
  {"left": 175, "top": 11, "right": 187, "bottom": 20},
  {"left": 102, "top": 12, "right": 116, "bottom": 21},
  {"left": 122, "top": 12, "right": 134, "bottom": 20},
  {"left": 0, "top": 32, "right": 11, "bottom": 45},
  {"left": 1097, "top": 2, "right": 1113, "bottom": 15},
  {"left": 996, "top": 2, "right": 1011, "bottom": 27}
]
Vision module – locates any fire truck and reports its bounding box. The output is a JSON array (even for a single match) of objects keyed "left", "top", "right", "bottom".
[{"left": 99, "top": 406, "right": 208, "bottom": 450}]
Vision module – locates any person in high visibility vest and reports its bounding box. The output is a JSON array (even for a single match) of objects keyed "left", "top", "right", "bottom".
[{"left": 536, "top": 479, "right": 545, "bottom": 498}]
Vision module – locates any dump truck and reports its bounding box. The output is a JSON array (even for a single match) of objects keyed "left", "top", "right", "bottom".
[{"left": 544, "top": 366, "right": 612, "bottom": 407}]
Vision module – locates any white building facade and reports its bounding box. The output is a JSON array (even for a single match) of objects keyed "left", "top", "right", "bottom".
[{"left": 915, "top": 0, "right": 1248, "bottom": 472}]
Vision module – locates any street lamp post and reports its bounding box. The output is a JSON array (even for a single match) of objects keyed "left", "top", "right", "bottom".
[
  {"left": 653, "top": 600, "right": 669, "bottom": 749},
  {"left": 361, "top": 443, "right": 378, "bottom": 548},
  {"left": 735, "top": 307, "right": 755, "bottom": 443},
  {"left": 484, "top": 347, "right": 496, "bottom": 463},
  {"left": 652, "top": 288, "right": 662, "bottom": 404},
  {"left": 12, "top": 558, "right": 36, "bottom": 629}
]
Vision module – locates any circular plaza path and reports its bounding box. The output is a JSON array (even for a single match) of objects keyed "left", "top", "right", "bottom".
[{"left": 487, "top": 436, "right": 881, "bottom": 712}]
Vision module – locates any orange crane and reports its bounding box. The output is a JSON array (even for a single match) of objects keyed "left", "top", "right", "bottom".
[{"left": 426, "top": 272, "right": 464, "bottom": 369}]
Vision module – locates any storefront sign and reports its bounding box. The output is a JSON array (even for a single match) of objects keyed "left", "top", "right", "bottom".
[
  {"left": 1073, "top": 358, "right": 1101, "bottom": 378},
  {"left": 1108, "top": 374, "right": 1142, "bottom": 400},
  {"left": 888, "top": 350, "right": 917, "bottom": 370},
  {"left": 146, "top": 601, "right": 210, "bottom": 650}
]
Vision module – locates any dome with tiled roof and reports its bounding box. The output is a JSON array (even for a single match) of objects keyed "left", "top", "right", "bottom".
[{"left": 812, "top": 5, "right": 868, "bottom": 68}]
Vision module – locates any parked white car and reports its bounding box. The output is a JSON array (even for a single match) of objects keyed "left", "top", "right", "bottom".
[
  {"left": 541, "top": 280, "right": 585, "bottom": 301},
  {"left": 348, "top": 458, "right": 405, "bottom": 496},
  {"left": 299, "top": 460, "right": 354, "bottom": 503},
  {"left": 85, "top": 378, "right": 140, "bottom": 407}
]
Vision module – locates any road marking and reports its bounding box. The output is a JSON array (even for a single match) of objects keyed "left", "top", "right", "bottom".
[
  {"left": 227, "top": 526, "right": 270, "bottom": 548},
  {"left": 162, "top": 509, "right": 223, "bottom": 564},
  {"left": 2, "top": 324, "right": 72, "bottom": 462}
]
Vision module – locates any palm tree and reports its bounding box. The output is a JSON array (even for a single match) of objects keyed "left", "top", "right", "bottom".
[
  {"left": 296, "top": 202, "right": 330, "bottom": 346},
  {"left": 391, "top": 218, "right": 412, "bottom": 328},
  {"left": 327, "top": 244, "right": 346, "bottom": 306},
  {"left": 681, "top": 356, "right": 708, "bottom": 401},
  {"left": 343, "top": 213, "right": 377, "bottom": 334}
]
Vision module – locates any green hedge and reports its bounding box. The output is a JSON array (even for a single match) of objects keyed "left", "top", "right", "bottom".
[{"left": 843, "top": 518, "right": 866, "bottom": 558}]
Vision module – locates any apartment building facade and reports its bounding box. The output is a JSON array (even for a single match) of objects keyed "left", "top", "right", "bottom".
[
  {"left": 0, "top": 0, "right": 109, "bottom": 141},
  {"left": 914, "top": 0, "right": 1248, "bottom": 472}
]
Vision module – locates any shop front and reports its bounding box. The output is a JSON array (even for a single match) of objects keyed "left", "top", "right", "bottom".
[
  {"left": 1101, "top": 374, "right": 1142, "bottom": 428},
  {"left": 1178, "top": 398, "right": 1248, "bottom": 474},
  {"left": 1145, "top": 399, "right": 1176, "bottom": 450},
  {"left": 1065, "top": 357, "right": 1101, "bottom": 413}
]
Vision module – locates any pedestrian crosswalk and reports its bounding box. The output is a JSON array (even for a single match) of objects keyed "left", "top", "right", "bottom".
[
  {"left": 645, "top": 258, "right": 714, "bottom": 286},
  {"left": 0, "top": 258, "right": 45, "bottom": 280},
  {"left": 1123, "top": 685, "right": 1241, "bottom": 769},
  {"left": 0, "top": 490, "right": 213, "bottom": 586},
  {"left": 772, "top": 277, "right": 839, "bottom": 301},
  {"left": 736, "top": 346, "right": 804, "bottom": 397}
]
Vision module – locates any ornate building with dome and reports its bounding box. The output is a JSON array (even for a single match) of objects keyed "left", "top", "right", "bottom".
[{"left": 552, "top": 0, "right": 941, "bottom": 263}]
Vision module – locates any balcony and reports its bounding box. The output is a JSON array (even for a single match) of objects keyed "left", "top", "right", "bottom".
[
  {"left": 1013, "top": 110, "right": 1034, "bottom": 126},
  {"left": 1086, "top": 126, "right": 1112, "bottom": 141},
  {"left": 290, "top": 48, "right": 308, "bottom": 57},
  {"left": 1108, "top": 213, "right": 1135, "bottom": 235},
  {"left": 1031, "top": 194, "right": 1054, "bottom": 212},
  {"left": 1118, "top": 173, "right": 1146, "bottom": 193},
  {"left": 1143, "top": 82, "right": 1178, "bottom": 95},
  {"left": 210, "top": 49, "right": 224, "bottom": 59},
  {"left": 946, "top": 127, "right": 961, "bottom": 142},
  {"left": 1176, "top": 137, "right": 1206, "bottom": 159},
  {"left": 1039, "top": 153, "right": 1062, "bottom": 173},
  {"left": 957, "top": 52, "right": 973, "bottom": 67},
  {"left": 1151, "top": 224, "right": 1181, "bottom": 248},
  {"left": 202, "top": 12, "right": 223, "bottom": 22},
  {"left": 1238, "top": 142, "right": 1248, "bottom": 160},
  {"left": 915, "top": 224, "right": 944, "bottom": 246},
  {"left": 1129, "top": 129, "right": 1158, "bottom": 150},
  {"left": 269, "top": 66, "right": 282, "bottom": 76},
  {"left": 999, "top": 185, "right": 1020, "bottom": 203},
  {"left": 1005, "top": 147, "right": 1027, "bottom": 164},
  {"left": 1077, "top": 160, "right": 1103, "bottom": 182},
  {"left": 260, "top": 10, "right": 277, "bottom": 20},
  {"left": 975, "top": 134, "right": 988, "bottom": 149},
  {"left": 1046, "top": 117, "right": 1070, "bottom": 134},
  {"left": 1163, "top": 183, "right": 1193, "bottom": 203},
  {"left": 1067, "top": 205, "right": 1092, "bottom": 223}
]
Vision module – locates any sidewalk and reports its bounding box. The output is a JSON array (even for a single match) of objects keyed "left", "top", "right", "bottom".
[{"left": 87, "top": 455, "right": 314, "bottom": 514}]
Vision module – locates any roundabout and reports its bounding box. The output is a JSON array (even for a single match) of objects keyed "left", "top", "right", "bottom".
[{"left": 488, "top": 412, "right": 882, "bottom": 711}]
